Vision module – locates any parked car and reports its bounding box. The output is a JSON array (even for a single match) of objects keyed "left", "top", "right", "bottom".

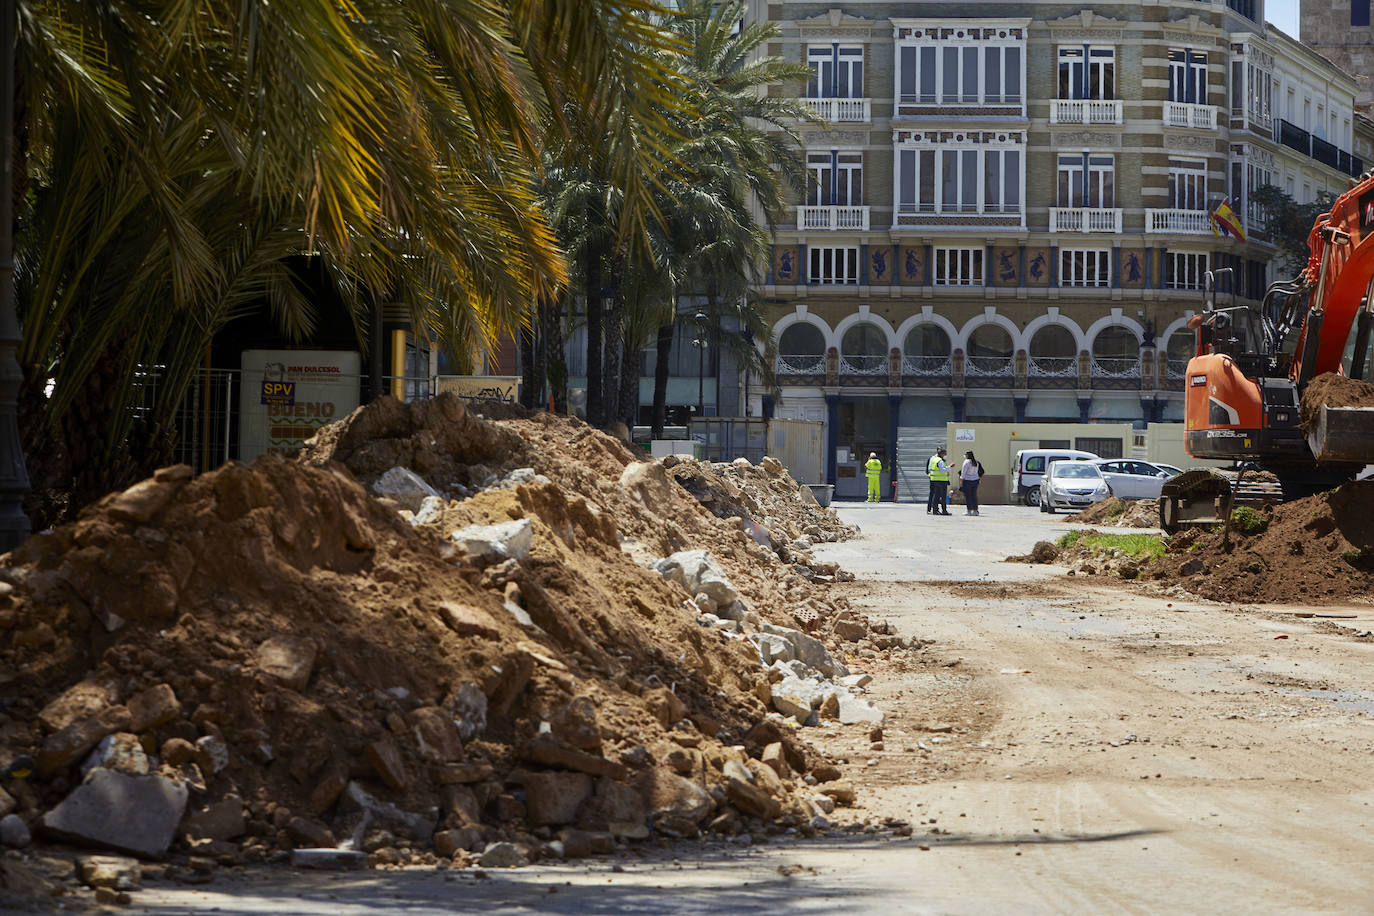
[
  {"left": 1014, "top": 449, "right": 1099, "bottom": 507},
  {"left": 1040, "top": 460, "right": 1112, "bottom": 513},
  {"left": 1153, "top": 463, "right": 1184, "bottom": 477},
  {"left": 1091, "top": 459, "right": 1171, "bottom": 499}
]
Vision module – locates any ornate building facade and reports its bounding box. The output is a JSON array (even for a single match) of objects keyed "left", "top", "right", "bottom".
[{"left": 744, "top": 0, "right": 1362, "bottom": 487}]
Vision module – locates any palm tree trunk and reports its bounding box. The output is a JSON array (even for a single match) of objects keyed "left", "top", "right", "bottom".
[
  {"left": 618, "top": 332, "right": 641, "bottom": 427},
  {"left": 547, "top": 295, "right": 567, "bottom": 414},
  {"left": 519, "top": 313, "right": 537, "bottom": 409},
  {"left": 651, "top": 321, "right": 673, "bottom": 438},
  {"left": 583, "top": 246, "right": 604, "bottom": 426},
  {"left": 603, "top": 280, "right": 623, "bottom": 424}
]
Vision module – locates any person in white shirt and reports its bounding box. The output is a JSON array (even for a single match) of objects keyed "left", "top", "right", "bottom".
[{"left": 959, "top": 450, "right": 983, "bottom": 515}]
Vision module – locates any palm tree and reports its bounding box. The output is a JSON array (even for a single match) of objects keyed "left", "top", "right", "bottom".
[
  {"left": 16, "top": 0, "right": 683, "bottom": 520},
  {"left": 641, "top": 0, "right": 811, "bottom": 436}
]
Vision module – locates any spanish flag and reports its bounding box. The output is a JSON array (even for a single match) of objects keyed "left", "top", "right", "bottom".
[{"left": 1211, "top": 197, "right": 1246, "bottom": 242}]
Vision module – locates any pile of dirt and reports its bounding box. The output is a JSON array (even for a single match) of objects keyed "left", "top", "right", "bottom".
[
  {"left": 1151, "top": 481, "right": 1374, "bottom": 604},
  {"left": 666, "top": 455, "right": 857, "bottom": 569},
  {"left": 1071, "top": 498, "right": 1160, "bottom": 529},
  {"left": 1300, "top": 373, "right": 1374, "bottom": 432},
  {"left": 0, "top": 394, "right": 909, "bottom": 900}
]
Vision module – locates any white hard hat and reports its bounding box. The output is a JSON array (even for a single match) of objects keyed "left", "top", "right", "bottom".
[{"left": 869, "top": 452, "right": 876, "bottom": 458}]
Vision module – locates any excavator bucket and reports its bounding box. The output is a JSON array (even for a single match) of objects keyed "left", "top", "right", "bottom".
[
  {"left": 1159, "top": 470, "right": 1234, "bottom": 533},
  {"left": 1306, "top": 405, "right": 1374, "bottom": 463}
]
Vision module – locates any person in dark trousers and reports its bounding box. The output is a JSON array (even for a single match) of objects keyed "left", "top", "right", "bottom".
[
  {"left": 926, "top": 447, "right": 950, "bottom": 515},
  {"left": 959, "top": 449, "right": 984, "bottom": 515}
]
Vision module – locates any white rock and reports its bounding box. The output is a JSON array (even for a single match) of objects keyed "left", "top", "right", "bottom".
[
  {"left": 451, "top": 519, "right": 533, "bottom": 564},
  {"left": 749, "top": 633, "right": 794, "bottom": 666},
  {"left": 410, "top": 496, "right": 445, "bottom": 526},
  {"left": 722, "top": 760, "right": 753, "bottom": 783},
  {"left": 839, "top": 674, "right": 874, "bottom": 690},
  {"left": 810, "top": 794, "right": 836, "bottom": 815},
  {"left": 771, "top": 677, "right": 825, "bottom": 724},
  {"left": 838, "top": 695, "right": 885, "bottom": 726},
  {"left": 480, "top": 841, "right": 529, "bottom": 868},
  {"left": 373, "top": 467, "right": 441, "bottom": 512},
  {"left": 447, "top": 683, "right": 488, "bottom": 740},
  {"left": 760, "top": 623, "right": 849, "bottom": 678}
]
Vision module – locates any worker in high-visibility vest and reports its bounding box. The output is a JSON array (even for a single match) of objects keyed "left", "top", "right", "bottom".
[
  {"left": 926, "top": 447, "right": 951, "bottom": 516},
  {"left": 864, "top": 452, "right": 883, "bottom": 502}
]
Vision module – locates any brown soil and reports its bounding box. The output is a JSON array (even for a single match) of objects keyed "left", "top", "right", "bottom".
[
  {"left": 0, "top": 394, "right": 898, "bottom": 893},
  {"left": 1150, "top": 481, "right": 1374, "bottom": 604},
  {"left": 1071, "top": 498, "right": 1160, "bottom": 528},
  {"left": 1300, "top": 373, "right": 1374, "bottom": 432}
]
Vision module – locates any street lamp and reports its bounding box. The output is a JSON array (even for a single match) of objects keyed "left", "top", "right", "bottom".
[
  {"left": 0, "top": 0, "right": 30, "bottom": 550},
  {"left": 691, "top": 312, "right": 708, "bottom": 417}
]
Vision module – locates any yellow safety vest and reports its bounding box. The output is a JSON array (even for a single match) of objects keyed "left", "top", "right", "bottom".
[
  {"left": 927, "top": 454, "right": 948, "bottom": 482},
  {"left": 865, "top": 458, "right": 882, "bottom": 478}
]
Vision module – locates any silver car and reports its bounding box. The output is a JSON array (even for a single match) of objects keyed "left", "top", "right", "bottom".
[
  {"left": 1091, "top": 459, "right": 1171, "bottom": 499},
  {"left": 1040, "top": 460, "right": 1112, "bottom": 513}
]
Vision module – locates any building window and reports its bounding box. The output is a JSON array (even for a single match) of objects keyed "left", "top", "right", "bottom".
[
  {"left": 1058, "top": 46, "right": 1115, "bottom": 100},
  {"left": 806, "top": 151, "right": 863, "bottom": 206},
  {"left": 1227, "top": 0, "right": 1256, "bottom": 22},
  {"left": 933, "top": 248, "right": 984, "bottom": 286},
  {"left": 1356, "top": 0, "right": 1371, "bottom": 27},
  {"left": 896, "top": 42, "right": 1022, "bottom": 105},
  {"left": 1168, "top": 49, "right": 1208, "bottom": 104},
  {"left": 1165, "top": 252, "right": 1208, "bottom": 290},
  {"left": 807, "top": 45, "right": 864, "bottom": 98},
  {"left": 1056, "top": 154, "right": 1115, "bottom": 207},
  {"left": 1168, "top": 158, "right": 1208, "bottom": 210},
  {"left": 808, "top": 246, "right": 859, "bottom": 285},
  {"left": 1060, "top": 249, "right": 1110, "bottom": 288},
  {"left": 897, "top": 147, "right": 1021, "bottom": 215},
  {"left": 1248, "top": 60, "right": 1273, "bottom": 128}
]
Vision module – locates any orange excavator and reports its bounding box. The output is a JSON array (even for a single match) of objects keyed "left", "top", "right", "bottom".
[{"left": 1161, "top": 176, "right": 1374, "bottom": 529}]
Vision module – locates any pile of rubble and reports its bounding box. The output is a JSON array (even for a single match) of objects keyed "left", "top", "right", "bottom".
[
  {"left": 0, "top": 394, "right": 912, "bottom": 904},
  {"left": 666, "top": 457, "right": 857, "bottom": 571}
]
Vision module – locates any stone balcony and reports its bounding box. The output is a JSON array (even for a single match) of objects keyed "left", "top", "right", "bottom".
[
  {"left": 801, "top": 97, "right": 871, "bottom": 123},
  {"left": 1049, "top": 99, "right": 1122, "bottom": 125},
  {"left": 797, "top": 205, "right": 871, "bottom": 231},
  {"left": 1163, "top": 101, "right": 1218, "bottom": 130},
  {"left": 1049, "top": 207, "right": 1122, "bottom": 233},
  {"left": 1145, "top": 208, "right": 1212, "bottom": 235}
]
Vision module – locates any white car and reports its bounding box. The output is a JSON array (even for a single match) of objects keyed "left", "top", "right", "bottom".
[
  {"left": 1153, "top": 463, "right": 1184, "bottom": 478},
  {"left": 1040, "top": 460, "right": 1112, "bottom": 513},
  {"left": 1091, "top": 459, "right": 1171, "bottom": 499}
]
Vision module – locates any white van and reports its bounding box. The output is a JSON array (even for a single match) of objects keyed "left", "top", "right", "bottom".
[{"left": 1013, "top": 449, "right": 1100, "bottom": 506}]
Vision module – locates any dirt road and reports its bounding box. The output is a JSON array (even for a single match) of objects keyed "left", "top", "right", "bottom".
[{"left": 138, "top": 504, "right": 1374, "bottom": 914}]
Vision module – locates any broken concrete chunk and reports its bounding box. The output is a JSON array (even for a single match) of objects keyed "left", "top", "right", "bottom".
[
  {"left": 81, "top": 733, "right": 148, "bottom": 777},
  {"left": 108, "top": 477, "right": 183, "bottom": 524},
  {"left": 725, "top": 777, "right": 779, "bottom": 820},
  {"left": 405, "top": 707, "right": 465, "bottom": 764},
  {"left": 127, "top": 684, "right": 181, "bottom": 732},
  {"left": 479, "top": 841, "right": 528, "bottom": 868},
  {"left": 451, "top": 519, "right": 533, "bottom": 565},
  {"left": 761, "top": 623, "right": 848, "bottom": 678},
  {"left": 837, "top": 695, "right": 885, "bottom": 726},
  {"left": 619, "top": 461, "right": 675, "bottom": 507},
  {"left": 372, "top": 467, "right": 441, "bottom": 512},
  {"left": 364, "top": 734, "right": 407, "bottom": 789},
  {"left": 194, "top": 735, "right": 229, "bottom": 775},
  {"left": 337, "top": 781, "right": 435, "bottom": 846},
  {"left": 446, "top": 683, "right": 488, "bottom": 741},
  {"left": 750, "top": 633, "right": 794, "bottom": 667},
  {"left": 76, "top": 855, "right": 142, "bottom": 890},
  {"left": 254, "top": 635, "right": 317, "bottom": 692},
  {"left": 524, "top": 771, "right": 593, "bottom": 826},
  {"left": 38, "top": 705, "right": 132, "bottom": 776},
  {"left": 438, "top": 603, "right": 500, "bottom": 640},
  {"left": 641, "top": 768, "right": 712, "bottom": 826},
  {"left": 38, "top": 678, "right": 121, "bottom": 734},
  {"left": 41, "top": 769, "right": 188, "bottom": 857}
]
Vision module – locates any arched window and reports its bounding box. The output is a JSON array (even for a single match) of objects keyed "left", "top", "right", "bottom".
[
  {"left": 966, "top": 324, "right": 1014, "bottom": 377},
  {"left": 1091, "top": 326, "right": 1140, "bottom": 378},
  {"left": 777, "top": 323, "right": 826, "bottom": 374},
  {"left": 902, "top": 324, "right": 951, "bottom": 375},
  {"left": 1165, "top": 331, "right": 1194, "bottom": 380},
  {"left": 1028, "top": 325, "right": 1078, "bottom": 378},
  {"left": 840, "top": 323, "right": 887, "bottom": 375}
]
